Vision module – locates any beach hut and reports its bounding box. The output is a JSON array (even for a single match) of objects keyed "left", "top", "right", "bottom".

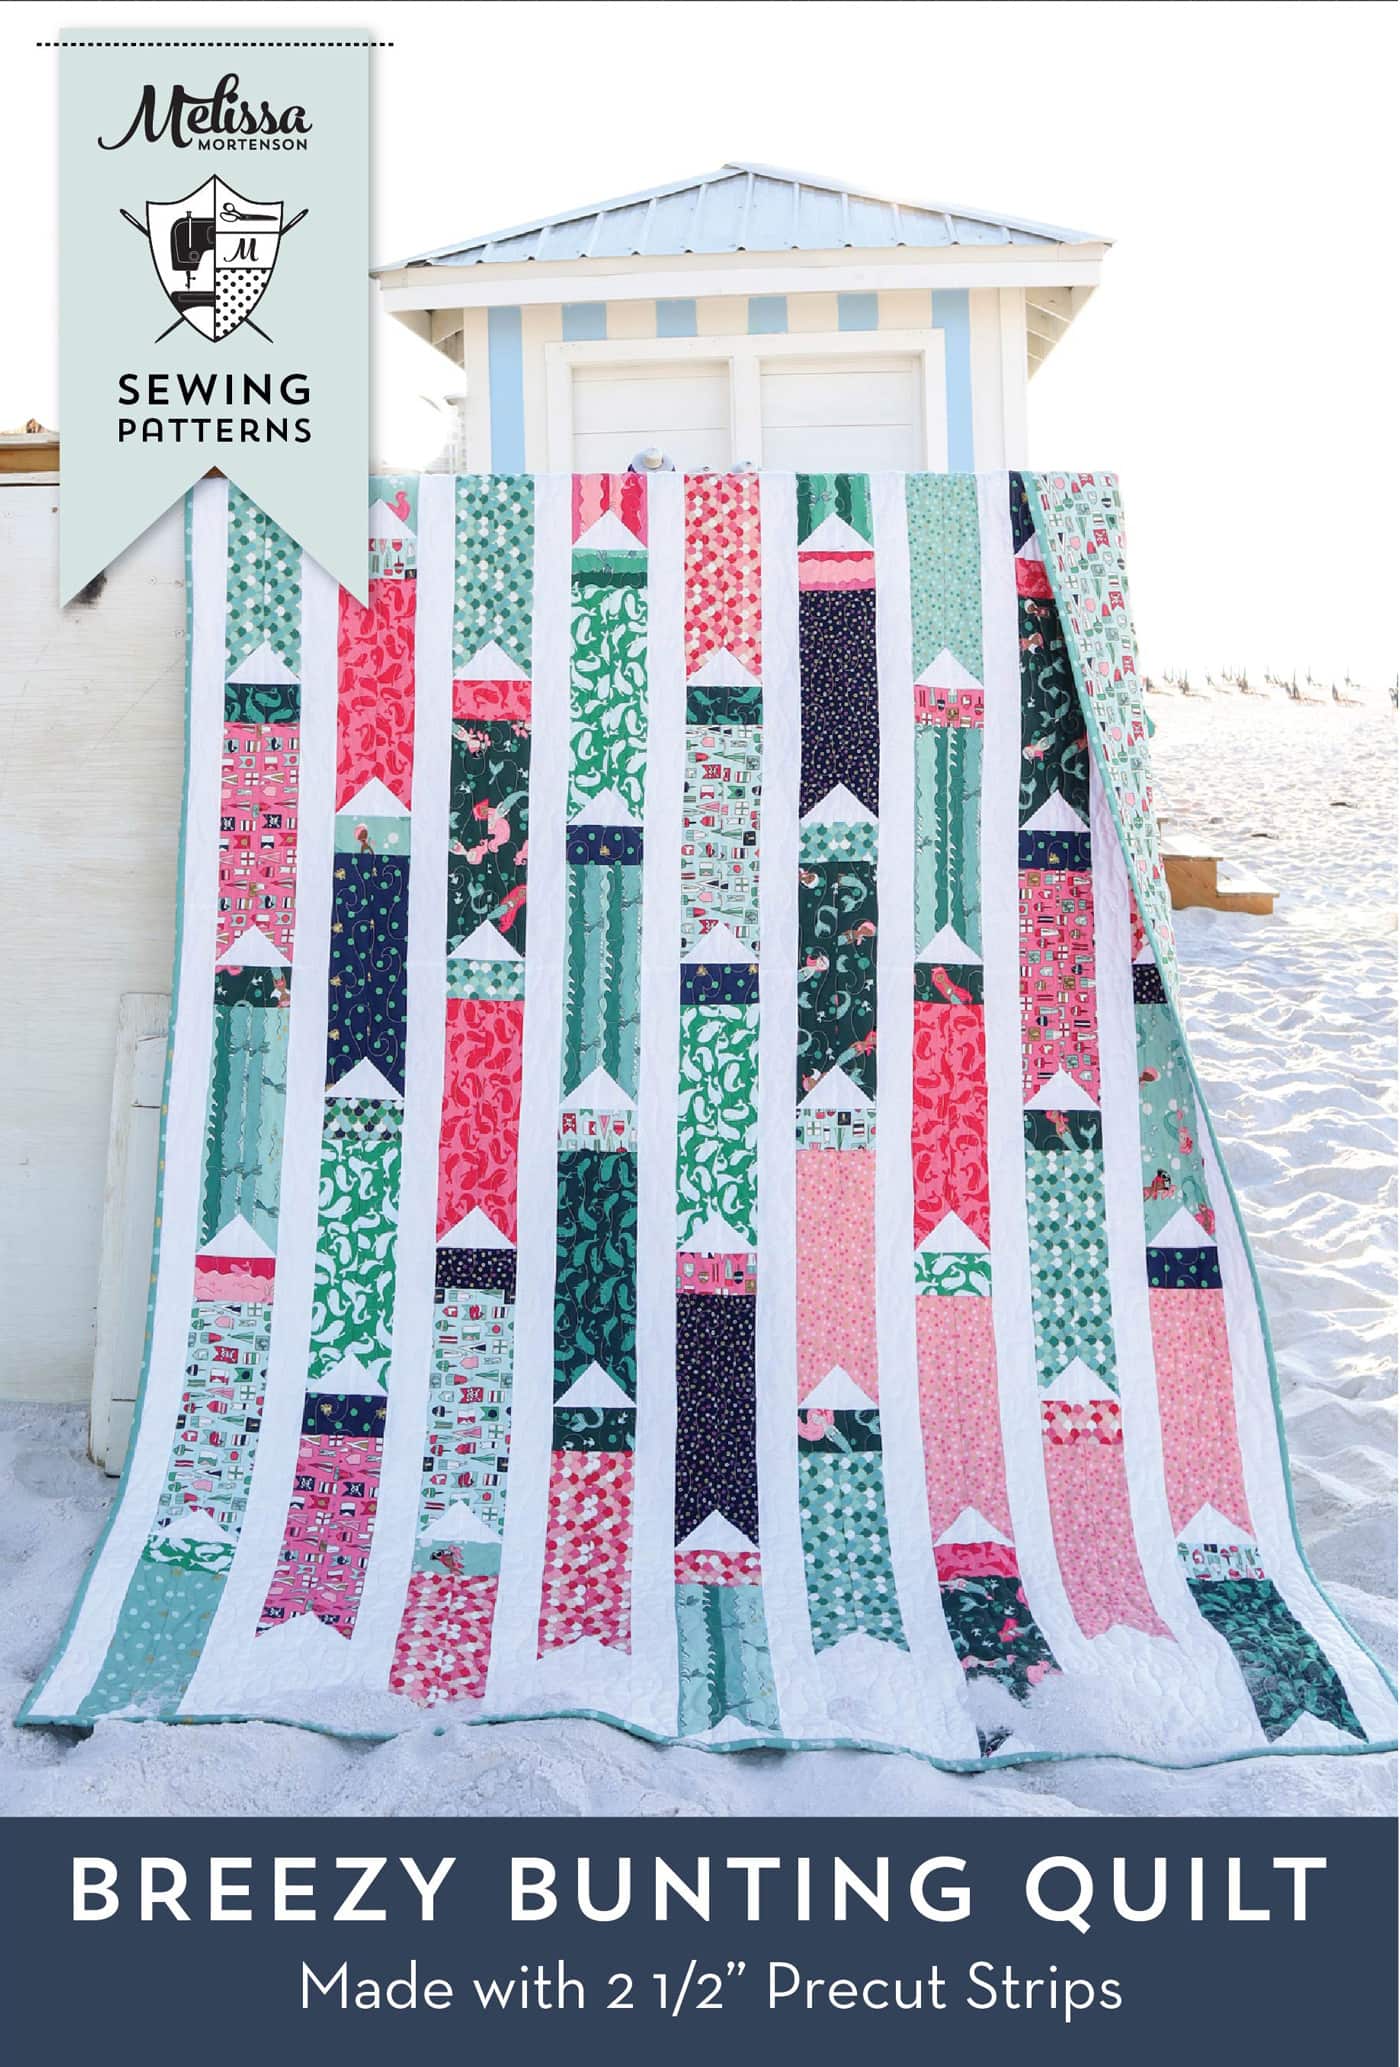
[{"left": 372, "top": 162, "right": 1109, "bottom": 474}]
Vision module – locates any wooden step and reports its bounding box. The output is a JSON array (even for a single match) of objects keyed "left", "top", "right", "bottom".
[{"left": 1159, "top": 830, "right": 1276, "bottom": 915}]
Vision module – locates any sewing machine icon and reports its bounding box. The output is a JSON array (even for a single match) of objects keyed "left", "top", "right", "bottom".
[{"left": 120, "top": 177, "right": 307, "bottom": 343}]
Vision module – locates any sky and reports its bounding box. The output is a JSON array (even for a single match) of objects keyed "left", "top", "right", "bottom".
[{"left": 3, "top": 0, "right": 1395, "bottom": 685}]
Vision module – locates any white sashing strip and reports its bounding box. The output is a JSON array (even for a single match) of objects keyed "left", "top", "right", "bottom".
[
  {"left": 628, "top": 469, "right": 685, "bottom": 1734},
  {"left": 976, "top": 471, "right": 1083, "bottom": 1674},
  {"left": 868, "top": 469, "right": 980, "bottom": 1758},
  {"left": 190, "top": 536, "right": 339, "bottom": 1712},
  {"left": 37, "top": 482, "right": 229, "bottom": 1718},
  {"left": 1090, "top": 760, "right": 1258, "bottom": 1735},
  {"left": 1208, "top": 1125, "right": 1396, "bottom": 1740},
  {"left": 486, "top": 474, "right": 570, "bottom": 1716},
  {"left": 351, "top": 472, "right": 454, "bottom": 1697},
  {"left": 753, "top": 473, "right": 827, "bottom": 1739}
]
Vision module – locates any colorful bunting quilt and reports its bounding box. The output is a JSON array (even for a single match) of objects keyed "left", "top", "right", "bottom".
[{"left": 22, "top": 471, "right": 1394, "bottom": 1768}]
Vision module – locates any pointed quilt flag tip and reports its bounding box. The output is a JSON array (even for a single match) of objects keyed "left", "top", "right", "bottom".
[
  {"left": 216, "top": 924, "right": 289, "bottom": 970},
  {"left": 368, "top": 495, "right": 416, "bottom": 543},
  {"left": 1042, "top": 1356, "right": 1114, "bottom": 1405},
  {"left": 556, "top": 1361, "right": 633, "bottom": 1410},
  {"left": 682, "top": 923, "right": 757, "bottom": 965},
  {"left": 802, "top": 1364, "right": 873, "bottom": 1410},
  {"left": 1023, "top": 788, "right": 1089, "bottom": 834},
  {"left": 152, "top": 1505, "right": 236, "bottom": 1548},
  {"left": 439, "top": 1204, "right": 512, "bottom": 1250},
  {"left": 679, "top": 1210, "right": 751, "bottom": 1255},
  {"left": 199, "top": 1213, "right": 275, "bottom": 1261},
  {"left": 456, "top": 637, "right": 529, "bottom": 682},
  {"left": 574, "top": 508, "right": 643, "bottom": 555},
  {"left": 917, "top": 923, "right": 982, "bottom": 967},
  {"left": 799, "top": 1062, "right": 871, "bottom": 1110},
  {"left": 569, "top": 785, "right": 642, "bottom": 828},
  {"left": 338, "top": 776, "right": 409, "bottom": 819},
  {"left": 226, "top": 638, "right": 300, "bottom": 688},
  {"left": 1151, "top": 1206, "right": 1217, "bottom": 1250},
  {"left": 800, "top": 782, "right": 877, "bottom": 828},
  {"left": 419, "top": 1502, "right": 499, "bottom": 1547},
  {"left": 327, "top": 1058, "right": 402, "bottom": 1102},
  {"left": 935, "top": 1505, "right": 1012, "bottom": 1548},
  {"left": 917, "top": 1210, "right": 987, "bottom": 1256},
  {"left": 560, "top": 1065, "right": 634, "bottom": 1112},
  {"left": 687, "top": 645, "right": 759, "bottom": 689},
  {"left": 676, "top": 1510, "right": 757, "bottom": 1556},
  {"left": 1026, "top": 1066, "right": 1098, "bottom": 1112},
  {"left": 914, "top": 648, "right": 982, "bottom": 692},
  {"left": 1176, "top": 1503, "right": 1252, "bottom": 1546},
  {"left": 450, "top": 920, "right": 522, "bottom": 962},
  {"left": 306, "top": 1351, "right": 386, "bottom": 1397},
  {"left": 800, "top": 512, "right": 870, "bottom": 554}
]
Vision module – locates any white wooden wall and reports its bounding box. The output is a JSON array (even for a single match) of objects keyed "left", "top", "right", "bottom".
[{"left": 0, "top": 487, "right": 184, "bottom": 1404}]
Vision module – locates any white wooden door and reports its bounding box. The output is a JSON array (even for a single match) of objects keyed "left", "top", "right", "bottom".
[
  {"left": 759, "top": 352, "right": 922, "bottom": 470},
  {"left": 571, "top": 359, "right": 730, "bottom": 471}
]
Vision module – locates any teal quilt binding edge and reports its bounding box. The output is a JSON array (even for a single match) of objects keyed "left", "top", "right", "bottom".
[
  {"left": 1025, "top": 468, "right": 1397, "bottom": 1728},
  {"left": 18, "top": 478, "right": 1394, "bottom": 1770}
]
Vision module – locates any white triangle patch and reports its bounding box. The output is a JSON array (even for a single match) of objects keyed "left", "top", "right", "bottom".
[
  {"left": 450, "top": 921, "right": 521, "bottom": 963},
  {"left": 560, "top": 1066, "right": 634, "bottom": 1112},
  {"left": 800, "top": 782, "right": 877, "bottom": 828},
  {"left": 682, "top": 923, "right": 756, "bottom": 965},
  {"left": 1023, "top": 789, "right": 1089, "bottom": 834},
  {"left": 457, "top": 638, "right": 528, "bottom": 682},
  {"left": 799, "top": 1064, "right": 871, "bottom": 1111},
  {"left": 328, "top": 1059, "right": 402, "bottom": 1103},
  {"left": 917, "top": 1211, "right": 987, "bottom": 1257},
  {"left": 915, "top": 648, "right": 982, "bottom": 693},
  {"left": 679, "top": 1211, "right": 751, "bottom": 1255},
  {"left": 935, "top": 1505, "right": 1012, "bottom": 1548},
  {"left": 368, "top": 497, "right": 416, "bottom": 541},
  {"left": 1026, "top": 1067, "right": 1098, "bottom": 1113},
  {"left": 226, "top": 639, "right": 300, "bottom": 688},
  {"left": 216, "top": 925, "right": 289, "bottom": 970},
  {"left": 199, "top": 1214, "right": 275, "bottom": 1262},
  {"left": 917, "top": 923, "right": 981, "bottom": 966},
  {"left": 419, "top": 1503, "right": 499, "bottom": 1547},
  {"left": 801, "top": 512, "right": 869, "bottom": 554},
  {"left": 338, "top": 777, "right": 409, "bottom": 819},
  {"left": 676, "top": 1510, "right": 757, "bottom": 1556},
  {"left": 439, "top": 1206, "right": 512, "bottom": 1251},
  {"left": 1042, "top": 1357, "right": 1114, "bottom": 1405},
  {"left": 575, "top": 509, "right": 642, "bottom": 555},
  {"left": 556, "top": 1361, "right": 633, "bottom": 1410},
  {"left": 569, "top": 785, "right": 642, "bottom": 828},
  {"left": 803, "top": 1364, "right": 874, "bottom": 1410},
  {"left": 306, "top": 1352, "right": 386, "bottom": 1396},
  {"left": 687, "top": 645, "right": 759, "bottom": 689},
  {"left": 1151, "top": 1206, "right": 1216, "bottom": 1250},
  {"left": 1176, "top": 1503, "right": 1252, "bottom": 1546}
]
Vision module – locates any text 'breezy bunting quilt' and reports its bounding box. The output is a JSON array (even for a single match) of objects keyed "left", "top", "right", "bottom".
[{"left": 23, "top": 471, "right": 1394, "bottom": 1768}]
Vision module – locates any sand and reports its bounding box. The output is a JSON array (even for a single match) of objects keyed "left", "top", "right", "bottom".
[{"left": 2, "top": 693, "right": 1393, "bottom": 1817}]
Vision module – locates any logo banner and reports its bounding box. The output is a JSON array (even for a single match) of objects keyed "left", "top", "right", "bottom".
[{"left": 59, "top": 31, "right": 369, "bottom": 602}]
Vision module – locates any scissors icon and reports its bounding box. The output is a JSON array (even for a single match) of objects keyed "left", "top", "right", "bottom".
[{"left": 220, "top": 202, "right": 279, "bottom": 223}]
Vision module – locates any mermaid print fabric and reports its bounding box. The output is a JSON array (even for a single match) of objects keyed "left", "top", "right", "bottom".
[{"left": 22, "top": 471, "right": 1394, "bottom": 1768}]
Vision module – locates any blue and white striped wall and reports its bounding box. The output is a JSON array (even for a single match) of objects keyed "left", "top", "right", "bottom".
[{"left": 464, "top": 286, "right": 1021, "bottom": 474}]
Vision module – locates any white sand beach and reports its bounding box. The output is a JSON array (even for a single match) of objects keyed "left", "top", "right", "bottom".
[{"left": 1, "top": 692, "right": 1393, "bottom": 1816}]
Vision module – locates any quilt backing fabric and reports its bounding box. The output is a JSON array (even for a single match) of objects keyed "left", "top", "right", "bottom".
[{"left": 23, "top": 470, "right": 1395, "bottom": 1768}]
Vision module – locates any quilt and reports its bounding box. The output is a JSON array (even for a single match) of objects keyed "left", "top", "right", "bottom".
[{"left": 22, "top": 470, "right": 1395, "bottom": 1769}]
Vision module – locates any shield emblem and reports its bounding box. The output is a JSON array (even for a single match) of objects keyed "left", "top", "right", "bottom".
[{"left": 145, "top": 178, "right": 284, "bottom": 341}]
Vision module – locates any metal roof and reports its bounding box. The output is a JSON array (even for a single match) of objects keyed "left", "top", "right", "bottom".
[{"left": 379, "top": 162, "right": 1109, "bottom": 271}]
